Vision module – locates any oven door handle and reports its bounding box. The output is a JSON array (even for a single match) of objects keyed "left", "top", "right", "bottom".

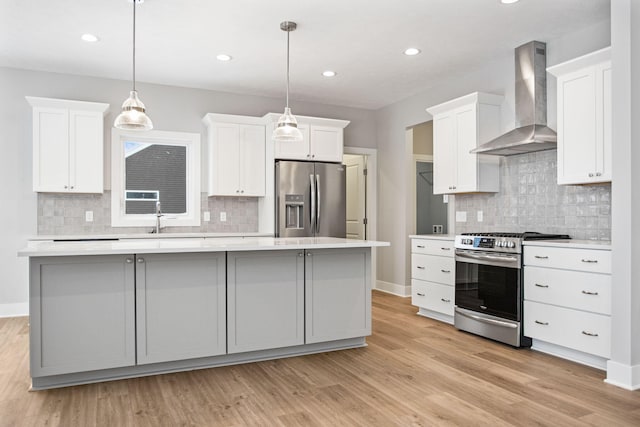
[
  {"left": 455, "top": 251, "right": 520, "bottom": 268},
  {"left": 455, "top": 308, "right": 518, "bottom": 329}
]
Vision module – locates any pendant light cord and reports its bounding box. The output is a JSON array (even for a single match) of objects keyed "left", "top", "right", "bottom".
[
  {"left": 132, "top": 0, "right": 136, "bottom": 92},
  {"left": 285, "top": 27, "right": 290, "bottom": 109}
]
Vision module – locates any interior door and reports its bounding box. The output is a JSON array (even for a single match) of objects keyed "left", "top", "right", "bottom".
[{"left": 343, "top": 154, "right": 366, "bottom": 239}]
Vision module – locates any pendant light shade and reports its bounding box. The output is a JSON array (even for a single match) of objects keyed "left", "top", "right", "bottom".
[
  {"left": 273, "top": 21, "right": 302, "bottom": 142},
  {"left": 114, "top": 0, "right": 153, "bottom": 131}
]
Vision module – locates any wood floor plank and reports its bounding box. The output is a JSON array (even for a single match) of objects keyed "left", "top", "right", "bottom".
[{"left": 1, "top": 292, "right": 639, "bottom": 426}]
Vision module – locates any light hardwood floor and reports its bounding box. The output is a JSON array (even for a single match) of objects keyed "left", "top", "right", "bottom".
[{"left": 1, "top": 291, "right": 639, "bottom": 426}]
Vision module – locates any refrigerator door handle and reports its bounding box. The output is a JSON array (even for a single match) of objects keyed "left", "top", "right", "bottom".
[
  {"left": 309, "top": 174, "right": 316, "bottom": 232},
  {"left": 316, "top": 174, "right": 321, "bottom": 234}
]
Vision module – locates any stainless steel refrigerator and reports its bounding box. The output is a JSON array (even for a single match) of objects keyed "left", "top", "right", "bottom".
[{"left": 275, "top": 160, "right": 346, "bottom": 238}]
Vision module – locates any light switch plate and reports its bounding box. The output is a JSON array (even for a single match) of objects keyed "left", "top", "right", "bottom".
[
  {"left": 85, "top": 210, "right": 93, "bottom": 222},
  {"left": 456, "top": 211, "right": 467, "bottom": 222},
  {"left": 203, "top": 211, "right": 210, "bottom": 222},
  {"left": 220, "top": 212, "right": 227, "bottom": 222}
]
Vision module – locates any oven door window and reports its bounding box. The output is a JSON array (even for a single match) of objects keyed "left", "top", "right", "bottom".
[{"left": 455, "top": 260, "right": 519, "bottom": 321}]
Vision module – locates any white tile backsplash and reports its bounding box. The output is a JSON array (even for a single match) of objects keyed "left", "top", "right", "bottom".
[{"left": 455, "top": 150, "right": 611, "bottom": 240}]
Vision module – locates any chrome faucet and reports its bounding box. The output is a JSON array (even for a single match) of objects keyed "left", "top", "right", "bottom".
[{"left": 153, "top": 201, "right": 163, "bottom": 234}]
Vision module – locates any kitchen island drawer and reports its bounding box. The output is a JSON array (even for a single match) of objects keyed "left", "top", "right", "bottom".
[
  {"left": 524, "top": 246, "right": 611, "bottom": 273},
  {"left": 411, "top": 254, "right": 454, "bottom": 285},
  {"left": 411, "top": 280, "right": 454, "bottom": 316},
  {"left": 524, "top": 301, "right": 610, "bottom": 358},
  {"left": 524, "top": 266, "right": 611, "bottom": 315},
  {"left": 411, "top": 239, "right": 454, "bottom": 257}
]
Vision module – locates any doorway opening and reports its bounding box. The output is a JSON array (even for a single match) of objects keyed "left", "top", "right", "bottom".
[
  {"left": 343, "top": 153, "right": 367, "bottom": 240},
  {"left": 415, "top": 158, "right": 448, "bottom": 234}
]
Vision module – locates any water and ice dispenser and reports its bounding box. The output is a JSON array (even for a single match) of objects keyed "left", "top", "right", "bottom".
[{"left": 284, "top": 194, "right": 304, "bottom": 229}]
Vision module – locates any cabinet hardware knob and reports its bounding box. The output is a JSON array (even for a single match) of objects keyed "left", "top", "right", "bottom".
[
  {"left": 64, "top": 185, "right": 68, "bottom": 189},
  {"left": 70, "top": 186, "right": 74, "bottom": 189},
  {"left": 589, "top": 173, "right": 594, "bottom": 177},
  {"left": 126, "top": 258, "right": 133, "bottom": 263},
  {"left": 441, "top": 247, "right": 450, "bottom": 251},
  {"left": 306, "top": 252, "right": 312, "bottom": 257},
  {"left": 535, "top": 320, "right": 549, "bottom": 326},
  {"left": 582, "top": 331, "right": 599, "bottom": 337},
  {"left": 241, "top": 190, "right": 244, "bottom": 193},
  {"left": 581, "top": 290, "right": 599, "bottom": 295},
  {"left": 312, "top": 155, "right": 315, "bottom": 158},
  {"left": 137, "top": 258, "right": 144, "bottom": 263},
  {"left": 298, "top": 253, "right": 304, "bottom": 257},
  {"left": 441, "top": 298, "right": 451, "bottom": 303},
  {"left": 236, "top": 190, "right": 240, "bottom": 193},
  {"left": 581, "top": 259, "right": 598, "bottom": 263},
  {"left": 534, "top": 283, "right": 549, "bottom": 288},
  {"left": 416, "top": 292, "right": 425, "bottom": 297},
  {"left": 596, "top": 172, "right": 602, "bottom": 176},
  {"left": 416, "top": 266, "right": 425, "bottom": 270},
  {"left": 441, "top": 269, "right": 450, "bottom": 273},
  {"left": 534, "top": 255, "right": 549, "bottom": 259},
  {"left": 416, "top": 245, "right": 425, "bottom": 248}
]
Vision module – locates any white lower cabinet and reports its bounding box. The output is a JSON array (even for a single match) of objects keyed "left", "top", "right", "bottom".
[
  {"left": 227, "top": 250, "right": 305, "bottom": 353},
  {"left": 410, "top": 236, "right": 455, "bottom": 323},
  {"left": 305, "top": 248, "right": 371, "bottom": 343},
  {"left": 135, "top": 252, "right": 226, "bottom": 364},
  {"left": 523, "top": 242, "right": 612, "bottom": 366},
  {"left": 29, "top": 255, "right": 136, "bottom": 376}
]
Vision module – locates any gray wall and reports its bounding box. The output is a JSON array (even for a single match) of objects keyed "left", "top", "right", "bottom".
[
  {"left": 0, "top": 67, "right": 376, "bottom": 315},
  {"left": 374, "top": 19, "right": 612, "bottom": 293}
]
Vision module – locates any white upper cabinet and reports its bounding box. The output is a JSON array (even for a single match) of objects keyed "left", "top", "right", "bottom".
[
  {"left": 548, "top": 47, "right": 611, "bottom": 185},
  {"left": 27, "top": 97, "right": 109, "bottom": 193},
  {"left": 427, "top": 92, "right": 503, "bottom": 194},
  {"left": 203, "top": 114, "right": 266, "bottom": 197},
  {"left": 265, "top": 114, "right": 350, "bottom": 163}
]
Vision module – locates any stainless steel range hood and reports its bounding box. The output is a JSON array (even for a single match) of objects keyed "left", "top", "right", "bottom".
[{"left": 471, "top": 41, "right": 557, "bottom": 156}]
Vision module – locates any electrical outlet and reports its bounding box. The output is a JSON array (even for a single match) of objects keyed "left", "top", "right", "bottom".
[
  {"left": 220, "top": 212, "right": 227, "bottom": 222},
  {"left": 203, "top": 211, "right": 210, "bottom": 222},
  {"left": 432, "top": 224, "right": 443, "bottom": 234},
  {"left": 477, "top": 210, "right": 483, "bottom": 222},
  {"left": 85, "top": 210, "right": 93, "bottom": 222}
]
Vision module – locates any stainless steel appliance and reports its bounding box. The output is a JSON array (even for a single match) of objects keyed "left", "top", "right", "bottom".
[
  {"left": 275, "top": 160, "right": 346, "bottom": 238},
  {"left": 454, "top": 232, "right": 569, "bottom": 347}
]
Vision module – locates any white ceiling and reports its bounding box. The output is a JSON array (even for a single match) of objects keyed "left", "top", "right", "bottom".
[{"left": 0, "top": 0, "right": 610, "bottom": 110}]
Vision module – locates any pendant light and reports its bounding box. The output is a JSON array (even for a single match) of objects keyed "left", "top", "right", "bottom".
[
  {"left": 114, "top": 0, "right": 153, "bottom": 130},
  {"left": 272, "top": 21, "right": 303, "bottom": 142}
]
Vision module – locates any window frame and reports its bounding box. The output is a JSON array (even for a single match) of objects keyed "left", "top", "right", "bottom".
[{"left": 111, "top": 128, "right": 201, "bottom": 228}]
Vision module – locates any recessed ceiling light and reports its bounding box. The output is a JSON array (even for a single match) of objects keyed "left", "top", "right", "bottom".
[
  {"left": 404, "top": 47, "right": 421, "bottom": 56},
  {"left": 81, "top": 33, "right": 99, "bottom": 43},
  {"left": 500, "top": 0, "right": 520, "bottom": 4},
  {"left": 322, "top": 70, "right": 337, "bottom": 77},
  {"left": 216, "top": 54, "right": 232, "bottom": 61}
]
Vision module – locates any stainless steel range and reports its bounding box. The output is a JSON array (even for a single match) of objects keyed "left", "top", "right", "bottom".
[{"left": 454, "top": 232, "right": 569, "bottom": 347}]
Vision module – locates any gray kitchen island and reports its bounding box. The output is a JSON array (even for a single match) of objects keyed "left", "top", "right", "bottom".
[{"left": 19, "top": 236, "right": 388, "bottom": 390}]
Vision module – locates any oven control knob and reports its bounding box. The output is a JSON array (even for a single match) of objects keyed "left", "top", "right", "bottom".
[{"left": 507, "top": 241, "right": 516, "bottom": 248}]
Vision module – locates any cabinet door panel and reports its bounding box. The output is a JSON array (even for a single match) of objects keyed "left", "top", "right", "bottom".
[
  {"left": 305, "top": 248, "right": 371, "bottom": 343},
  {"left": 30, "top": 255, "right": 135, "bottom": 377},
  {"left": 432, "top": 115, "right": 455, "bottom": 194},
  {"left": 310, "top": 125, "right": 343, "bottom": 162},
  {"left": 239, "top": 125, "right": 266, "bottom": 196},
  {"left": 227, "top": 251, "right": 304, "bottom": 353},
  {"left": 211, "top": 123, "right": 241, "bottom": 196},
  {"left": 557, "top": 70, "right": 597, "bottom": 184},
  {"left": 69, "top": 110, "right": 104, "bottom": 193},
  {"left": 136, "top": 252, "right": 226, "bottom": 364},
  {"left": 454, "top": 106, "right": 477, "bottom": 192},
  {"left": 274, "top": 124, "right": 311, "bottom": 160},
  {"left": 597, "top": 64, "right": 612, "bottom": 181},
  {"left": 33, "top": 107, "right": 69, "bottom": 192}
]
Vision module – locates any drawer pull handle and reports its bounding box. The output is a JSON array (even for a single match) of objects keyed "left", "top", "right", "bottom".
[
  {"left": 417, "top": 292, "right": 426, "bottom": 297},
  {"left": 417, "top": 245, "right": 425, "bottom": 248},
  {"left": 441, "top": 269, "right": 451, "bottom": 273},
  {"left": 441, "top": 247, "right": 451, "bottom": 251},
  {"left": 582, "top": 331, "right": 599, "bottom": 337},
  {"left": 534, "top": 283, "right": 549, "bottom": 288},
  {"left": 581, "top": 290, "right": 599, "bottom": 295},
  {"left": 581, "top": 259, "right": 598, "bottom": 263},
  {"left": 417, "top": 266, "right": 426, "bottom": 270},
  {"left": 535, "top": 320, "right": 549, "bottom": 326},
  {"left": 534, "top": 255, "right": 549, "bottom": 259},
  {"left": 441, "top": 298, "right": 451, "bottom": 303}
]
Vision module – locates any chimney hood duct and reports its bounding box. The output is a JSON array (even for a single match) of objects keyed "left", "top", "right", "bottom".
[{"left": 471, "top": 41, "right": 557, "bottom": 156}]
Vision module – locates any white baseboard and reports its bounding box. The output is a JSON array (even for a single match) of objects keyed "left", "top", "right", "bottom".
[
  {"left": 375, "top": 280, "right": 410, "bottom": 297},
  {"left": 417, "top": 307, "right": 454, "bottom": 325},
  {"left": 531, "top": 339, "right": 608, "bottom": 370},
  {"left": 0, "top": 302, "right": 28, "bottom": 318},
  {"left": 605, "top": 360, "right": 640, "bottom": 390}
]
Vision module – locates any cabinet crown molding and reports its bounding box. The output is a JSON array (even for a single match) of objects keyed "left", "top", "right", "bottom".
[
  {"left": 547, "top": 46, "right": 611, "bottom": 77},
  {"left": 25, "top": 96, "right": 110, "bottom": 114},
  {"left": 426, "top": 91, "right": 503, "bottom": 117},
  {"left": 202, "top": 113, "right": 266, "bottom": 127},
  {"left": 263, "top": 113, "right": 350, "bottom": 129}
]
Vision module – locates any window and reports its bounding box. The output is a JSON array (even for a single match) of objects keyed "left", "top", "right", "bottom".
[{"left": 111, "top": 129, "right": 201, "bottom": 228}]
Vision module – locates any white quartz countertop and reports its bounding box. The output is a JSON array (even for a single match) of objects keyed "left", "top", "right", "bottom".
[
  {"left": 29, "top": 232, "right": 272, "bottom": 241},
  {"left": 19, "top": 237, "right": 390, "bottom": 257},
  {"left": 409, "top": 234, "right": 455, "bottom": 241},
  {"left": 523, "top": 239, "right": 612, "bottom": 250}
]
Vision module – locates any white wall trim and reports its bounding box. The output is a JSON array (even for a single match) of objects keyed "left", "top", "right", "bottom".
[
  {"left": 0, "top": 302, "right": 28, "bottom": 318},
  {"left": 605, "top": 360, "right": 640, "bottom": 391},
  {"left": 375, "top": 280, "right": 410, "bottom": 297}
]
